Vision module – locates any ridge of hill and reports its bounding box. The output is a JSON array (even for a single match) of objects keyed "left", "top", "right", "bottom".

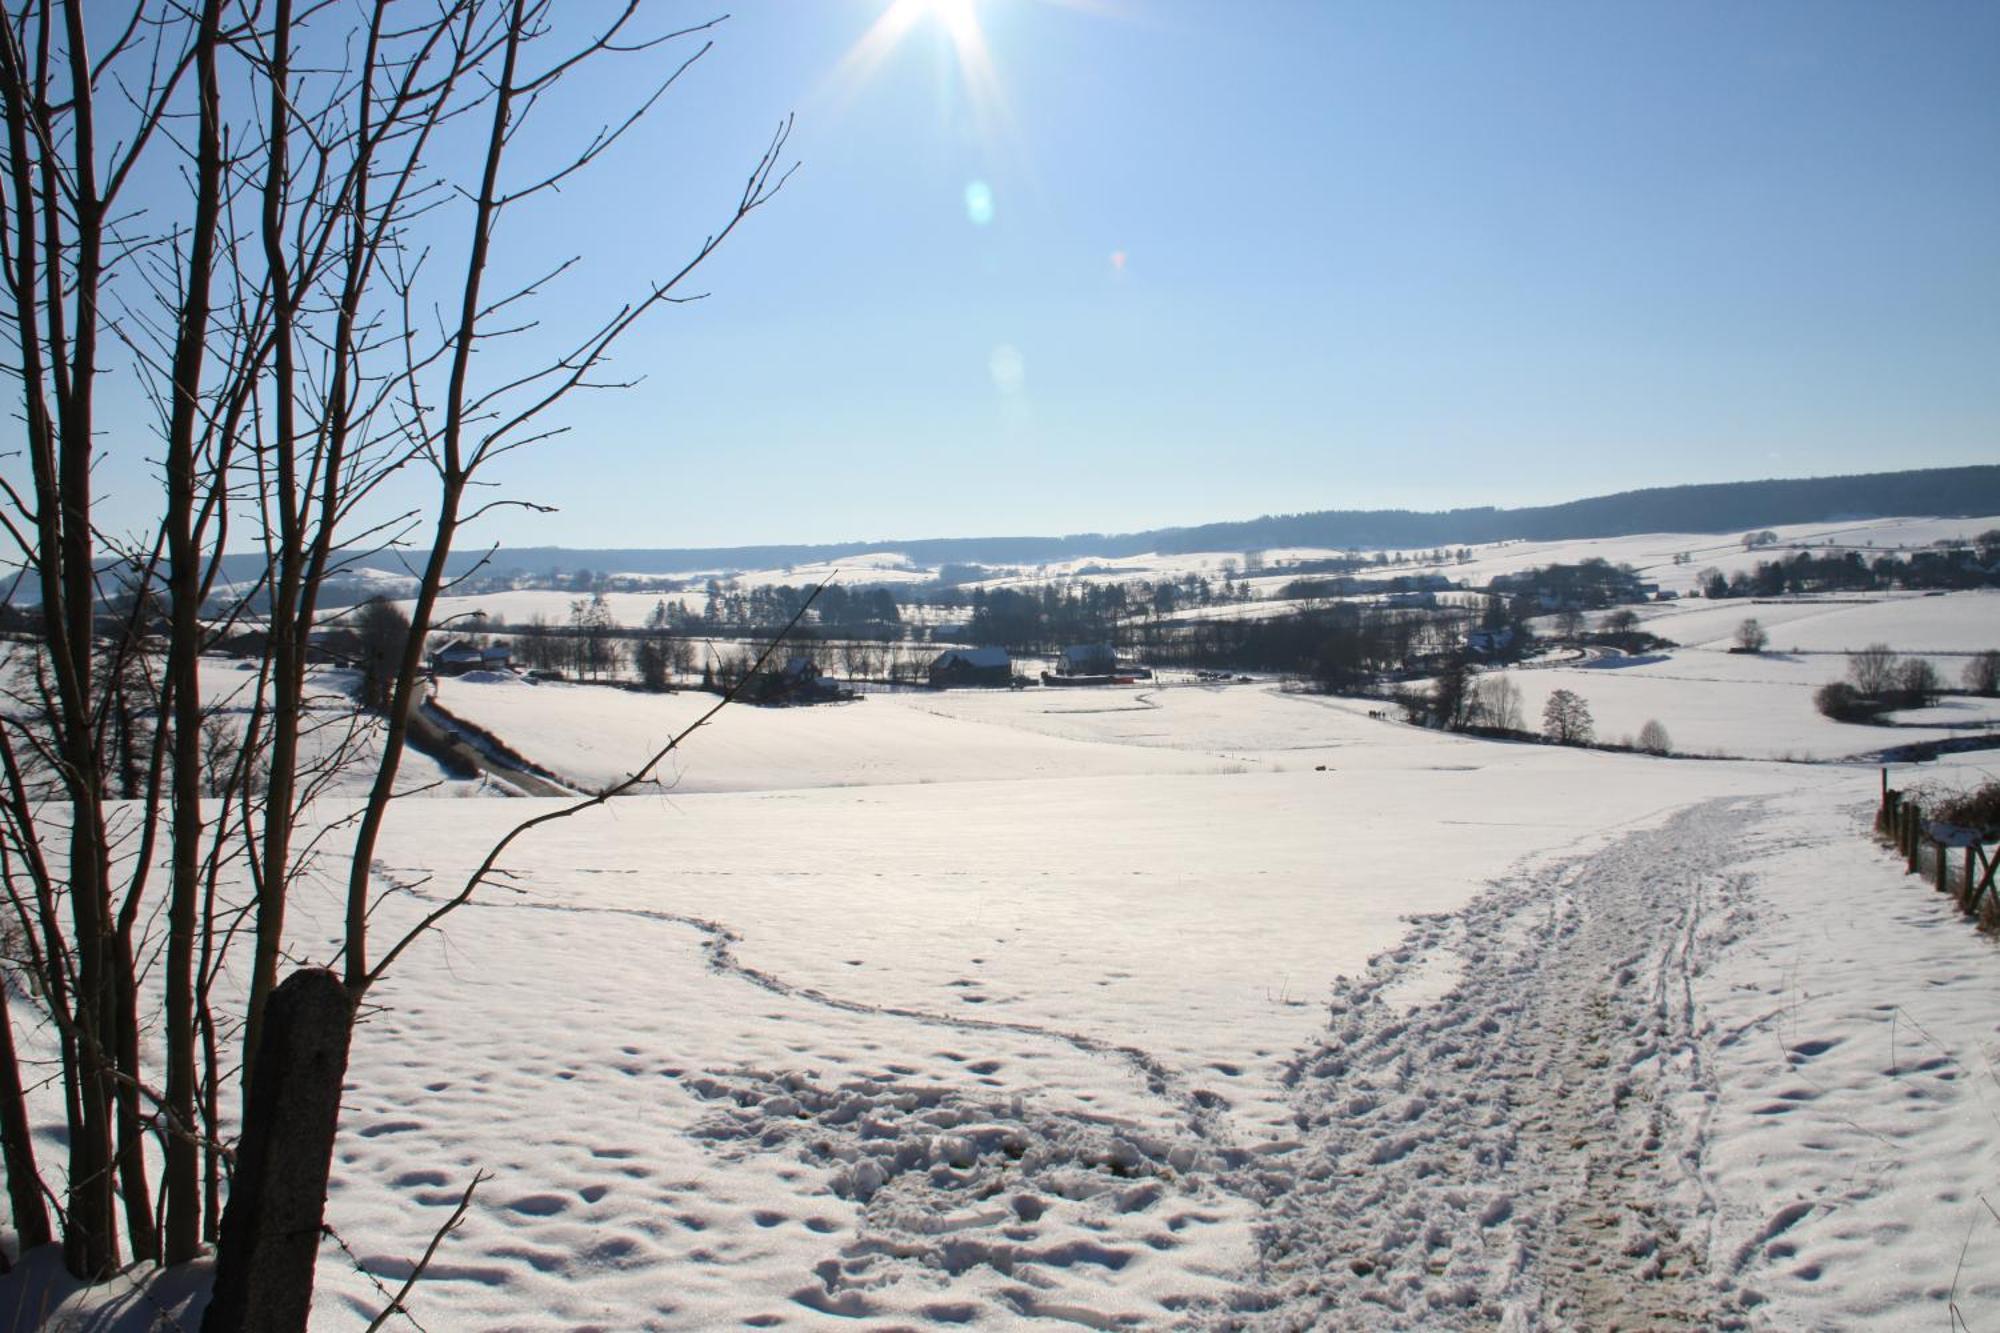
[{"left": 432, "top": 463, "right": 2000, "bottom": 577}]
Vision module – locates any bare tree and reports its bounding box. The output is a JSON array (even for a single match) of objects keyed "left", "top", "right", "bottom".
[
  {"left": 1734, "top": 618, "right": 1768, "bottom": 653},
  {"left": 1896, "top": 657, "right": 1941, "bottom": 708},
  {"left": 1428, "top": 653, "right": 1475, "bottom": 730},
  {"left": 1964, "top": 649, "right": 2000, "bottom": 697},
  {"left": 0, "top": 0, "right": 789, "bottom": 1289},
  {"left": 1472, "top": 675, "right": 1523, "bottom": 732},
  {"left": 353, "top": 599, "right": 413, "bottom": 711},
  {"left": 1541, "top": 689, "right": 1594, "bottom": 745},
  {"left": 1848, "top": 643, "right": 1899, "bottom": 696}
]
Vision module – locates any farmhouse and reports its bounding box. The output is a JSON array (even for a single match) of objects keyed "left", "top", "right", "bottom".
[
  {"left": 742, "top": 656, "right": 846, "bottom": 705},
  {"left": 929, "top": 646, "right": 1012, "bottom": 688},
  {"left": 1061, "top": 643, "right": 1118, "bottom": 675},
  {"left": 428, "top": 639, "right": 512, "bottom": 676}
]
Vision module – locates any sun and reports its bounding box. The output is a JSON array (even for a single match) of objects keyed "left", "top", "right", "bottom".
[
  {"left": 829, "top": 0, "right": 1007, "bottom": 138},
  {"left": 913, "top": 0, "right": 983, "bottom": 47}
]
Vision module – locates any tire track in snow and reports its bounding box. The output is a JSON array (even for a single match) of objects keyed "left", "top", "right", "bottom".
[{"left": 1230, "top": 797, "right": 1781, "bottom": 1330}]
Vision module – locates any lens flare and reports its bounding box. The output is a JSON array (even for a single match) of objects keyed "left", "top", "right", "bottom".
[
  {"left": 965, "top": 180, "right": 996, "bottom": 225},
  {"left": 989, "top": 343, "right": 1025, "bottom": 394}
]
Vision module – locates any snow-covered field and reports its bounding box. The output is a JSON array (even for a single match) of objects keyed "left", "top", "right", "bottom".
[
  {"left": 1635, "top": 588, "right": 2000, "bottom": 655},
  {"left": 9, "top": 595, "right": 2000, "bottom": 1329},
  {"left": 1476, "top": 589, "right": 2000, "bottom": 761},
  {"left": 387, "top": 514, "right": 2000, "bottom": 635}
]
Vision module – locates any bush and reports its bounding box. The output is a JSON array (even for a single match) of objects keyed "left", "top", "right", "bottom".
[
  {"left": 1734, "top": 618, "right": 1768, "bottom": 653},
  {"left": 1636, "top": 719, "right": 1671, "bottom": 755},
  {"left": 1814, "top": 680, "right": 1867, "bottom": 721},
  {"left": 1929, "top": 779, "right": 2000, "bottom": 832}
]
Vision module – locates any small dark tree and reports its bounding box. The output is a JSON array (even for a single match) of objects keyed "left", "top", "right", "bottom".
[
  {"left": 354, "top": 600, "right": 411, "bottom": 712},
  {"left": 1430, "top": 654, "right": 1475, "bottom": 730},
  {"left": 634, "top": 600, "right": 677, "bottom": 689},
  {"left": 1542, "top": 688, "right": 1594, "bottom": 745},
  {"left": 1964, "top": 650, "right": 2000, "bottom": 697},
  {"left": 1734, "top": 618, "right": 1768, "bottom": 653},
  {"left": 1471, "top": 675, "right": 1523, "bottom": 732},
  {"left": 1635, "top": 719, "right": 1671, "bottom": 755},
  {"left": 1848, "top": 643, "right": 1899, "bottom": 696},
  {"left": 1896, "top": 657, "right": 1941, "bottom": 708}
]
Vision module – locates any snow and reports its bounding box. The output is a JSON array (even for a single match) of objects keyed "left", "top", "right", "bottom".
[
  {"left": 1635, "top": 588, "right": 2000, "bottom": 655},
  {"left": 9, "top": 592, "right": 2000, "bottom": 1329},
  {"left": 1485, "top": 643, "right": 2000, "bottom": 761},
  {"left": 1700, "top": 777, "right": 2000, "bottom": 1327},
  {"left": 381, "top": 587, "right": 702, "bottom": 629}
]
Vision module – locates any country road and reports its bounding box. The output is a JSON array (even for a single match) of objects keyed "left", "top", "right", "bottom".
[{"left": 406, "top": 687, "right": 577, "bottom": 798}]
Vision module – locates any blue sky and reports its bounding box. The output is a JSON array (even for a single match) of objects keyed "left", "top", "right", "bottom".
[{"left": 391, "top": 1, "right": 2000, "bottom": 547}]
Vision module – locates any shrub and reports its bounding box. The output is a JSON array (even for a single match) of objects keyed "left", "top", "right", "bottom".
[
  {"left": 1636, "top": 719, "right": 1671, "bottom": 755},
  {"left": 1734, "top": 618, "right": 1768, "bottom": 653},
  {"left": 1814, "top": 681, "right": 1867, "bottom": 721},
  {"left": 1929, "top": 779, "right": 2000, "bottom": 832}
]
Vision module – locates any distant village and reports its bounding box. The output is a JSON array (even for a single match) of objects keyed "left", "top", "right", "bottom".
[{"left": 372, "top": 530, "right": 2000, "bottom": 709}]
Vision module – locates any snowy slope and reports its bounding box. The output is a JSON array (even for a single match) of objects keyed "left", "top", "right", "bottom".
[
  {"left": 8, "top": 638, "right": 1999, "bottom": 1331},
  {"left": 1487, "top": 646, "right": 2000, "bottom": 761},
  {"left": 1635, "top": 588, "right": 2000, "bottom": 655}
]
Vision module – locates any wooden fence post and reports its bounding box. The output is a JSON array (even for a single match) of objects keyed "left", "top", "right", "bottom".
[
  {"left": 202, "top": 968, "right": 353, "bottom": 1333},
  {"left": 1934, "top": 834, "right": 1949, "bottom": 893},
  {"left": 1906, "top": 806, "right": 1922, "bottom": 873},
  {"left": 1964, "top": 845, "right": 1978, "bottom": 910},
  {"left": 1969, "top": 846, "right": 1998, "bottom": 916}
]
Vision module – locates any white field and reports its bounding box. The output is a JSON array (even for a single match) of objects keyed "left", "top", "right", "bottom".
[
  {"left": 8, "top": 559, "right": 2000, "bottom": 1329},
  {"left": 1479, "top": 589, "right": 2000, "bottom": 761},
  {"left": 380, "top": 514, "right": 1999, "bottom": 642},
  {"left": 1634, "top": 587, "right": 2000, "bottom": 654}
]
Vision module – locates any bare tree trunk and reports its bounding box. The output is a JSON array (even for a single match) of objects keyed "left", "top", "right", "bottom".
[
  {"left": 0, "top": 975, "right": 51, "bottom": 1254},
  {"left": 156, "top": 0, "right": 227, "bottom": 1265}
]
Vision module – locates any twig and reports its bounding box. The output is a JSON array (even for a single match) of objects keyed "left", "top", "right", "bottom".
[{"left": 361, "top": 1169, "right": 488, "bottom": 1333}]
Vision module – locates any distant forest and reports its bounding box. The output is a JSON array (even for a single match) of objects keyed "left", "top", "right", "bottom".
[
  {"left": 15, "top": 463, "right": 1999, "bottom": 600},
  {"left": 440, "top": 464, "right": 2000, "bottom": 578}
]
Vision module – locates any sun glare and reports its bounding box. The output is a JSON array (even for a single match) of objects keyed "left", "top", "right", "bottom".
[{"left": 829, "top": 0, "right": 1010, "bottom": 144}]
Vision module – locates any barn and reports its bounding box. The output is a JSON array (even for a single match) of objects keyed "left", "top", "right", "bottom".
[{"left": 929, "top": 646, "right": 1012, "bottom": 688}]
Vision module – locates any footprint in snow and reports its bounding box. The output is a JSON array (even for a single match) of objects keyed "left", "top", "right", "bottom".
[{"left": 503, "top": 1193, "right": 571, "bottom": 1217}]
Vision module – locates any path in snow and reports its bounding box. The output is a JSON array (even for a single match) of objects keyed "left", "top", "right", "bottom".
[
  {"left": 377, "top": 797, "right": 1784, "bottom": 1328},
  {"left": 1237, "top": 797, "right": 1773, "bottom": 1329},
  {"left": 378, "top": 867, "right": 1261, "bottom": 1325}
]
